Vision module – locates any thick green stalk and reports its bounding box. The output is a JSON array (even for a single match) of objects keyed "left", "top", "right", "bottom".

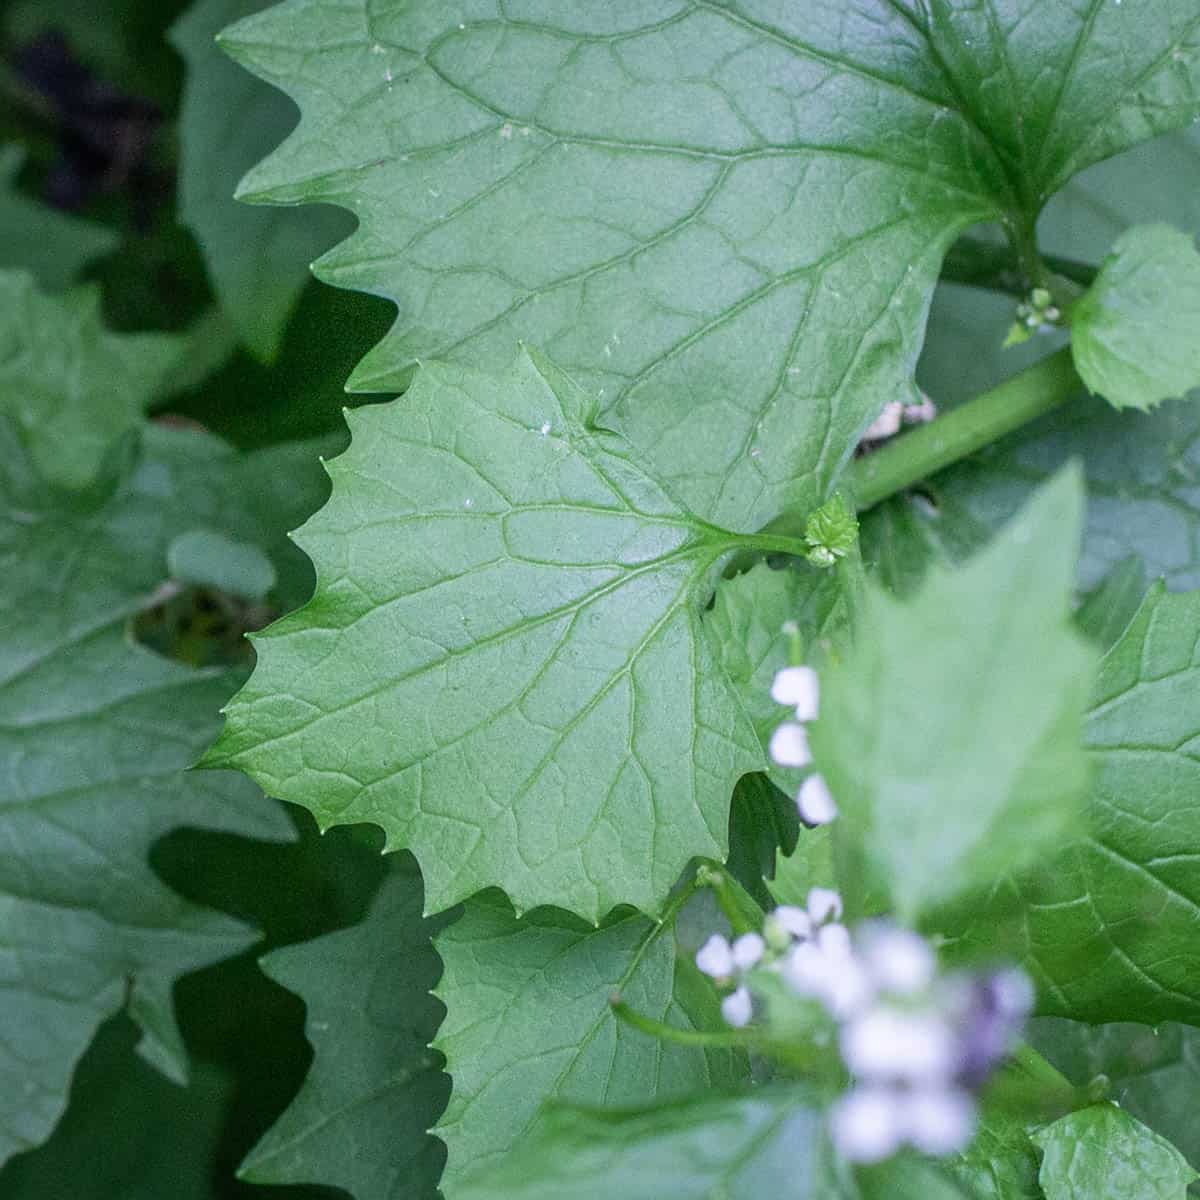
[{"left": 849, "top": 348, "right": 1082, "bottom": 512}]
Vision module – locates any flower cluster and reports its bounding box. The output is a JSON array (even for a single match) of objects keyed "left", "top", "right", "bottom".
[
  {"left": 696, "top": 888, "right": 1033, "bottom": 1165},
  {"left": 768, "top": 665, "right": 837, "bottom": 826}
]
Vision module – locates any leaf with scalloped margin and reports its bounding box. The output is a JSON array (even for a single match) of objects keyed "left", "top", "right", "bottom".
[
  {"left": 170, "top": 0, "right": 350, "bottom": 362},
  {"left": 215, "top": 0, "right": 1200, "bottom": 533},
  {"left": 433, "top": 888, "right": 747, "bottom": 1193},
  {"left": 945, "top": 584, "right": 1200, "bottom": 1026},
  {"left": 0, "top": 412, "right": 341, "bottom": 1164},
  {"left": 0, "top": 147, "right": 117, "bottom": 291},
  {"left": 203, "top": 350, "right": 767, "bottom": 920},
  {"left": 0, "top": 270, "right": 183, "bottom": 490},
  {"left": 1033, "top": 1103, "right": 1197, "bottom": 1200},
  {"left": 1072, "top": 223, "right": 1200, "bottom": 412},
  {"left": 239, "top": 854, "right": 449, "bottom": 1197}
]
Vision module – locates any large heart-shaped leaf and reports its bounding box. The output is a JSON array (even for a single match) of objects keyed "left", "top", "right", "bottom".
[
  {"left": 204, "top": 351, "right": 768, "bottom": 919},
  {"left": 219, "top": 0, "right": 1200, "bottom": 531}
]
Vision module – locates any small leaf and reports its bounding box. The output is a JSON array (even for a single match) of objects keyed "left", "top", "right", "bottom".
[
  {"left": 433, "top": 889, "right": 747, "bottom": 1192},
  {"left": 239, "top": 855, "right": 449, "bottom": 1198},
  {"left": 1072, "top": 225, "right": 1200, "bottom": 411},
  {"left": 452, "top": 1086, "right": 849, "bottom": 1200},
  {"left": 1032, "top": 1103, "right": 1197, "bottom": 1200},
  {"left": 169, "top": 0, "right": 349, "bottom": 361},
  {"left": 0, "top": 145, "right": 117, "bottom": 290},
  {"left": 810, "top": 468, "right": 1097, "bottom": 919},
  {"left": 0, "top": 270, "right": 183, "bottom": 489},
  {"left": 205, "top": 351, "right": 766, "bottom": 920}
]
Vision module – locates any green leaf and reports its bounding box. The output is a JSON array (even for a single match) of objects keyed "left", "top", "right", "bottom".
[
  {"left": 0, "top": 414, "right": 331, "bottom": 1164},
  {"left": 205, "top": 351, "right": 768, "bottom": 920},
  {"left": 1074, "top": 557, "right": 1147, "bottom": 650},
  {"left": 1031, "top": 1018, "right": 1200, "bottom": 1179},
  {"left": 949, "top": 1108, "right": 1044, "bottom": 1200},
  {"left": 239, "top": 854, "right": 449, "bottom": 1197},
  {"left": 768, "top": 826, "right": 836, "bottom": 909},
  {"left": 169, "top": 0, "right": 350, "bottom": 361},
  {"left": 451, "top": 1086, "right": 849, "bottom": 1200},
  {"left": 858, "top": 1156, "right": 974, "bottom": 1200},
  {"left": 0, "top": 270, "right": 183, "bottom": 489},
  {"left": 219, "top": 0, "right": 1199, "bottom": 531},
  {"left": 947, "top": 584, "right": 1200, "bottom": 1024},
  {"left": 167, "top": 528, "right": 277, "bottom": 601},
  {"left": 726, "top": 774, "right": 798, "bottom": 908},
  {"left": 1032, "top": 1103, "right": 1197, "bottom": 1200},
  {"left": 0, "top": 146, "right": 117, "bottom": 290},
  {"left": 1072, "top": 224, "right": 1200, "bottom": 412},
  {"left": 433, "top": 888, "right": 747, "bottom": 1193},
  {"left": 809, "top": 468, "right": 1097, "bottom": 919},
  {"left": 0, "top": 1017, "right": 234, "bottom": 1200}
]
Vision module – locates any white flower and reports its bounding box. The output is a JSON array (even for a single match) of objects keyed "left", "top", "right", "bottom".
[
  {"left": 840, "top": 1009, "right": 959, "bottom": 1082},
  {"left": 902, "top": 394, "right": 937, "bottom": 425},
  {"left": 830, "top": 1087, "right": 903, "bottom": 1164},
  {"left": 904, "top": 1087, "right": 977, "bottom": 1155},
  {"left": 769, "top": 722, "right": 811, "bottom": 767},
  {"left": 731, "top": 932, "right": 765, "bottom": 971},
  {"left": 770, "top": 905, "right": 812, "bottom": 941},
  {"left": 861, "top": 925, "right": 936, "bottom": 996},
  {"left": 770, "top": 666, "right": 819, "bottom": 721},
  {"left": 781, "top": 926, "right": 872, "bottom": 1018},
  {"left": 807, "top": 887, "right": 843, "bottom": 925},
  {"left": 721, "top": 985, "right": 753, "bottom": 1028},
  {"left": 863, "top": 401, "right": 903, "bottom": 441},
  {"left": 990, "top": 968, "right": 1035, "bottom": 1019},
  {"left": 695, "top": 934, "right": 734, "bottom": 979},
  {"left": 797, "top": 774, "right": 838, "bottom": 825}
]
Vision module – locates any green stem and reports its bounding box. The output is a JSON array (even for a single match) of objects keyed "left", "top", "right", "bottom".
[
  {"left": 848, "top": 348, "right": 1081, "bottom": 512},
  {"left": 609, "top": 997, "right": 760, "bottom": 1049}
]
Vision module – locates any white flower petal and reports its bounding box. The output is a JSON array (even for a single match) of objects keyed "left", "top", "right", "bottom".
[
  {"left": 841, "top": 1008, "right": 959, "bottom": 1082},
  {"left": 862, "top": 926, "right": 936, "bottom": 996},
  {"left": 797, "top": 774, "right": 838, "bottom": 825},
  {"left": 807, "top": 887, "right": 843, "bottom": 925},
  {"left": 781, "top": 941, "right": 834, "bottom": 998},
  {"left": 721, "top": 985, "right": 753, "bottom": 1028},
  {"left": 991, "top": 967, "right": 1035, "bottom": 1019},
  {"left": 831, "top": 1088, "right": 903, "bottom": 1164},
  {"left": 904, "top": 1088, "right": 977, "bottom": 1156},
  {"left": 695, "top": 934, "right": 734, "bottom": 979},
  {"left": 731, "top": 932, "right": 765, "bottom": 971},
  {"left": 769, "top": 722, "right": 811, "bottom": 767},
  {"left": 771, "top": 905, "right": 813, "bottom": 941},
  {"left": 770, "top": 666, "right": 819, "bottom": 721}
]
